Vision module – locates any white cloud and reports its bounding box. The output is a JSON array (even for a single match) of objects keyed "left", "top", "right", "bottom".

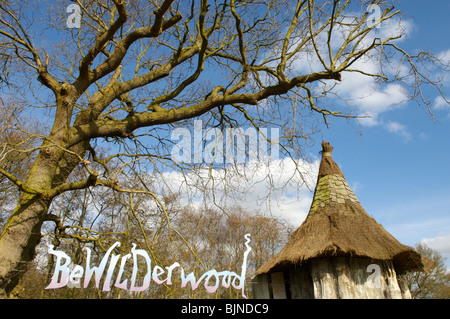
[
  {"left": 438, "top": 49, "right": 450, "bottom": 62},
  {"left": 430, "top": 49, "right": 450, "bottom": 115},
  {"left": 421, "top": 234, "right": 450, "bottom": 268},
  {"left": 419, "top": 132, "right": 429, "bottom": 141},
  {"left": 437, "top": 49, "right": 450, "bottom": 85},
  {"left": 378, "top": 15, "right": 415, "bottom": 43},
  {"left": 254, "top": 9, "right": 417, "bottom": 136},
  {"left": 328, "top": 17, "right": 413, "bottom": 127},
  {"left": 289, "top": 13, "right": 412, "bottom": 130},
  {"left": 433, "top": 95, "right": 450, "bottom": 110},
  {"left": 340, "top": 79, "right": 408, "bottom": 126},
  {"left": 350, "top": 181, "right": 362, "bottom": 194},
  {"left": 384, "top": 121, "right": 412, "bottom": 142},
  {"left": 156, "top": 157, "right": 319, "bottom": 226},
  {"left": 421, "top": 234, "right": 450, "bottom": 256}
]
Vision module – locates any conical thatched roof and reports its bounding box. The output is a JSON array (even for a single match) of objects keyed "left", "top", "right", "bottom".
[{"left": 256, "top": 141, "right": 428, "bottom": 275}]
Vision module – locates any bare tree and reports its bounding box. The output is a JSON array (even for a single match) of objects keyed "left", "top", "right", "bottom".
[
  {"left": 406, "top": 243, "right": 450, "bottom": 299},
  {"left": 0, "top": 101, "right": 41, "bottom": 230},
  {"left": 0, "top": 0, "right": 448, "bottom": 296},
  {"left": 12, "top": 200, "right": 290, "bottom": 299}
]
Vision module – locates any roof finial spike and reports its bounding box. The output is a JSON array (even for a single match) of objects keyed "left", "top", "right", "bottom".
[{"left": 321, "top": 140, "right": 333, "bottom": 157}]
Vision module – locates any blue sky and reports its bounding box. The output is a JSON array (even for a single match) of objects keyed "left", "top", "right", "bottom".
[
  {"left": 3, "top": 0, "right": 448, "bottom": 271},
  {"left": 317, "top": 0, "right": 450, "bottom": 267},
  {"left": 142, "top": 1, "right": 450, "bottom": 269}
]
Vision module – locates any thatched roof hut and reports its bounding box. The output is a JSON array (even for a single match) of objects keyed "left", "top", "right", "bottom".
[{"left": 253, "top": 141, "right": 429, "bottom": 299}]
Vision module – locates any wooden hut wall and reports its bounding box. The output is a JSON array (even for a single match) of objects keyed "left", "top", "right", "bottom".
[{"left": 252, "top": 257, "right": 411, "bottom": 299}]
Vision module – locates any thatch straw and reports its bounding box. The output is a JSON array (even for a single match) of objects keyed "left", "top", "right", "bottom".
[{"left": 256, "top": 141, "right": 427, "bottom": 275}]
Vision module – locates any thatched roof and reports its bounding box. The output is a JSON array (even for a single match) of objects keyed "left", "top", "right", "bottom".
[{"left": 256, "top": 141, "right": 428, "bottom": 275}]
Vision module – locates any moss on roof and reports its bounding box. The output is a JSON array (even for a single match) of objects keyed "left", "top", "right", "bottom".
[{"left": 255, "top": 141, "right": 427, "bottom": 275}]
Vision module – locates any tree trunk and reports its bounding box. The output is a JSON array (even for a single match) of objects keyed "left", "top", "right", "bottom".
[
  {"left": 0, "top": 85, "right": 95, "bottom": 297},
  {"left": 0, "top": 194, "right": 50, "bottom": 297},
  {"left": 0, "top": 139, "right": 87, "bottom": 297}
]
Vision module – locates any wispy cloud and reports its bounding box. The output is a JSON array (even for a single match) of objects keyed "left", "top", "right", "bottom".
[
  {"left": 433, "top": 95, "right": 450, "bottom": 110},
  {"left": 374, "top": 192, "right": 450, "bottom": 268},
  {"left": 290, "top": 14, "right": 412, "bottom": 132},
  {"left": 384, "top": 121, "right": 412, "bottom": 142},
  {"left": 421, "top": 233, "right": 450, "bottom": 268},
  {"left": 156, "top": 157, "right": 319, "bottom": 226},
  {"left": 437, "top": 49, "right": 450, "bottom": 85}
]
